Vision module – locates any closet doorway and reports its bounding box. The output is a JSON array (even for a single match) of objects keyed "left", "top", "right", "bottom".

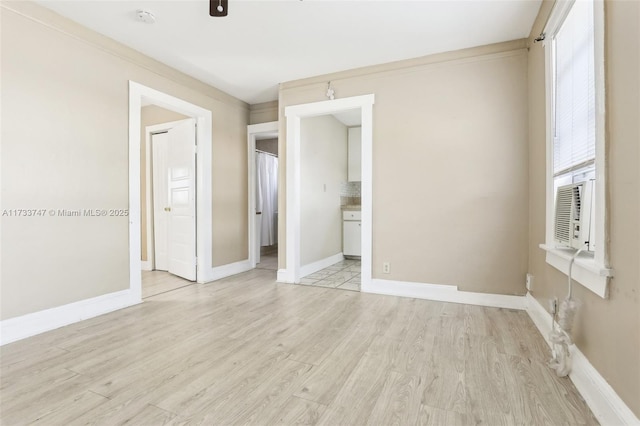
[
  {"left": 248, "top": 121, "right": 279, "bottom": 272},
  {"left": 129, "top": 81, "right": 213, "bottom": 303}
]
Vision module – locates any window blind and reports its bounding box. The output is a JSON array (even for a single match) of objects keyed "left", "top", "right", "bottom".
[{"left": 553, "top": 0, "right": 596, "bottom": 178}]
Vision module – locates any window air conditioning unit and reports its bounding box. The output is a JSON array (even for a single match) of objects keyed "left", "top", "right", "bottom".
[{"left": 554, "top": 180, "right": 595, "bottom": 251}]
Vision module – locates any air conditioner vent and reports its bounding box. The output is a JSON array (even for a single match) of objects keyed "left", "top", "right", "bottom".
[
  {"left": 555, "top": 186, "right": 573, "bottom": 242},
  {"left": 554, "top": 181, "right": 595, "bottom": 251}
]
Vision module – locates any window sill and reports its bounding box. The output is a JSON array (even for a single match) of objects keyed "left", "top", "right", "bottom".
[{"left": 539, "top": 244, "right": 613, "bottom": 299}]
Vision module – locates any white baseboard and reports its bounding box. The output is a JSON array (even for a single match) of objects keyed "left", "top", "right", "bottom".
[
  {"left": 140, "top": 260, "right": 152, "bottom": 271},
  {"left": 525, "top": 293, "right": 640, "bottom": 425},
  {"left": 201, "top": 259, "right": 253, "bottom": 283},
  {"left": 363, "top": 278, "right": 527, "bottom": 310},
  {"left": 277, "top": 269, "right": 292, "bottom": 283},
  {"left": 0, "top": 289, "right": 141, "bottom": 346},
  {"left": 300, "top": 253, "right": 344, "bottom": 278}
]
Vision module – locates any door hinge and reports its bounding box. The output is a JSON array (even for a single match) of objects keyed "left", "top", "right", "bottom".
[{"left": 194, "top": 145, "right": 198, "bottom": 154}]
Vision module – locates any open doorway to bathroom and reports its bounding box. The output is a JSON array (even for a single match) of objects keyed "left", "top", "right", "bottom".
[
  {"left": 255, "top": 136, "right": 279, "bottom": 272},
  {"left": 248, "top": 121, "right": 279, "bottom": 274}
]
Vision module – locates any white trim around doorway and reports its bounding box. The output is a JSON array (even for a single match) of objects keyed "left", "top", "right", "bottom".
[
  {"left": 129, "top": 81, "right": 213, "bottom": 299},
  {"left": 282, "top": 94, "right": 375, "bottom": 286}
]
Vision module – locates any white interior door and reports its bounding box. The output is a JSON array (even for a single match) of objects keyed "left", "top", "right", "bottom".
[
  {"left": 167, "top": 119, "right": 197, "bottom": 281},
  {"left": 152, "top": 132, "right": 170, "bottom": 271}
]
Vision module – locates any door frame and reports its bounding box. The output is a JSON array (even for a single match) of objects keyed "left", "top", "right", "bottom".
[
  {"left": 142, "top": 119, "right": 189, "bottom": 271},
  {"left": 247, "top": 121, "right": 279, "bottom": 269},
  {"left": 283, "top": 94, "right": 375, "bottom": 285},
  {"left": 129, "top": 81, "right": 213, "bottom": 301}
]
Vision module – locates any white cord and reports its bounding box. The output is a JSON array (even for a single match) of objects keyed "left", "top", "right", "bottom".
[
  {"left": 549, "top": 246, "right": 584, "bottom": 377},
  {"left": 567, "top": 249, "right": 582, "bottom": 299}
]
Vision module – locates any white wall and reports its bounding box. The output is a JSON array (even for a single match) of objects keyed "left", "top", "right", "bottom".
[{"left": 300, "top": 116, "right": 348, "bottom": 266}]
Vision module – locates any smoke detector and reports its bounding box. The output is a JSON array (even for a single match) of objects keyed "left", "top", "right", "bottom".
[{"left": 136, "top": 9, "right": 156, "bottom": 24}]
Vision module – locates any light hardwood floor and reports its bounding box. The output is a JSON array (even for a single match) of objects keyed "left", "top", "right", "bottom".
[
  {"left": 256, "top": 253, "right": 278, "bottom": 272},
  {"left": 0, "top": 268, "right": 597, "bottom": 425},
  {"left": 142, "top": 270, "right": 194, "bottom": 299}
]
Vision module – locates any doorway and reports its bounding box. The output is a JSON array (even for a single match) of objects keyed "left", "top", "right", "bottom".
[
  {"left": 248, "top": 121, "right": 279, "bottom": 271},
  {"left": 283, "top": 95, "right": 375, "bottom": 289},
  {"left": 128, "top": 82, "right": 213, "bottom": 302},
  {"left": 255, "top": 140, "right": 279, "bottom": 270},
  {"left": 296, "top": 112, "right": 362, "bottom": 292}
]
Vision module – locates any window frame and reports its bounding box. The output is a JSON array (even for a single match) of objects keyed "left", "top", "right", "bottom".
[{"left": 540, "top": 0, "right": 613, "bottom": 298}]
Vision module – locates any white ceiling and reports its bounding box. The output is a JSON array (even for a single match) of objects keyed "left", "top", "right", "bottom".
[{"left": 37, "top": 0, "right": 542, "bottom": 105}]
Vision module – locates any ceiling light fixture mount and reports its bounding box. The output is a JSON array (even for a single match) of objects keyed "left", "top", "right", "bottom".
[
  {"left": 136, "top": 9, "right": 156, "bottom": 24},
  {"left": 210, "top": 0, "right": 228, "bottom": 17},
  {"left": 326, "top": 82, "right": 335, "bottom": 100}
]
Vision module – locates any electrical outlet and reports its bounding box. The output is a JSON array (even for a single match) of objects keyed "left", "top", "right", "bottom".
[
  {"left": 526, "top": 273, "right": 534, "bottom": 291},
  {"left": 382, "top": 262, "right": 390, "bottom": 274}
]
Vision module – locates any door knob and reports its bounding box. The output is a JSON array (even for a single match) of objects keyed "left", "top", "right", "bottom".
[{"left": 164, "top": 207, "right": 171, "bottom": 212}]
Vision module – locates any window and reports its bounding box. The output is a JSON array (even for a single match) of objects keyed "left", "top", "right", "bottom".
[
  {"left": 552, "top": 0, "right": 596, "bottom": 192},
  {"left": 540, "top": 0, "right": 612, "bottom": 298}
]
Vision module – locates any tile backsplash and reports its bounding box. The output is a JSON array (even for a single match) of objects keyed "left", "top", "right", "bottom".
[{"left": 340, "top": 181, "right": 361, "bottom": 206}]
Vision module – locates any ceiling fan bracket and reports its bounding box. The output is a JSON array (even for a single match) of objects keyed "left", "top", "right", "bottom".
[{"left": 210, "top": 0, "right": 229, "bottom": 17}]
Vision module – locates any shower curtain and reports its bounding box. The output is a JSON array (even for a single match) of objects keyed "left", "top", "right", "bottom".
[{"left": 256, "top": 152, "right": 278, "bottom": 246}]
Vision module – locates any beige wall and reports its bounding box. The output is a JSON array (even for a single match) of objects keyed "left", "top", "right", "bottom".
[
  {"left": 300, "top": 116, "right": 348, "bottom": 266},
  {"left": 279, "top": 40, "right": 530, "bottom": 295},
  {"left": 527, "top": 0, "right": 640, "bottom": 417},
  {"left": 256, "top": 138, "right": 278, "bottom": 156},
  {"left": 0, "top": 3, "right": 249, "bottom": 320},
  {"left": 249, "top": 101, "right": 278, "bottom": 124},
  {"left": 140, "top": 105, "right": 189, "bottom": 262}
]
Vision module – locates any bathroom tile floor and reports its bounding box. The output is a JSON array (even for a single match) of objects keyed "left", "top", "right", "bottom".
[{"left": 299, "top": 259, "right": 361, "bottom": 292}]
